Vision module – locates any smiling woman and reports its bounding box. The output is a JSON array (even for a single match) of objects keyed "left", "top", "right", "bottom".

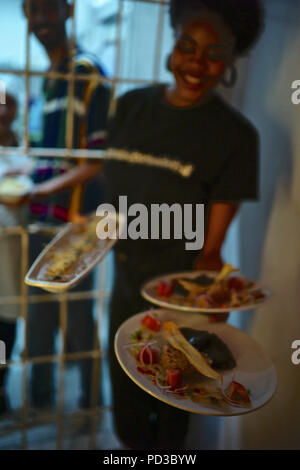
[
  {"left": 103, "top": 0, "right": 265, "bottom": 451},
  {"left": 166, "top": 0, "right": 264, "bottom": 107},
  {"left": 166, "top": 14, "right": 235, "bottom": 107}
]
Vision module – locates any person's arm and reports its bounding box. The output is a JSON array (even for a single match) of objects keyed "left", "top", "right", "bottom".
[
  {"left": 194, "top": 202, "right": 239, "bottom": 323},
  {"left": 31, "top": 160, "right": 103, "bottom": 198},
  {"left": 0, "top": 160, "right": 103, "bottom": 208},
  {"left": 194, "top": 202, "right": 239, "bottom": 271},
  {"left": 195, "top": 125, "right": 258, "bottom": 270}
]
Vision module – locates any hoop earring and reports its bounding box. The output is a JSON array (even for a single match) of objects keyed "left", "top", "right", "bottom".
[{"left": 221, "top": 64, "right": 237, "bottom": 88}]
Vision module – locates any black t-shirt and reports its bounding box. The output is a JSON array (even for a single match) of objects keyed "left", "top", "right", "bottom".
[{"left": 103, "top": 85, "right": 259, "bottom": 306}]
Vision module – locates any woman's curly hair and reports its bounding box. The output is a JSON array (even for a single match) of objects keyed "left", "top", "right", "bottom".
[{"left": 169, "top": 0, "right": 265, "bottom": 56}]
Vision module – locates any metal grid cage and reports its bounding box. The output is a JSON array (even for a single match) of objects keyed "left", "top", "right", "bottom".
[{"left": 0, "top": 0, "right": 169, "bottom": 449}]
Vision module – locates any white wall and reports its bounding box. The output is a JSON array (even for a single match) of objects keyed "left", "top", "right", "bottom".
[
  {"left": 0, "top": 0, "right": 49, "bottom": 70},
  {"left": 222, "top": 0, "right": 300, "bottom": 449}
]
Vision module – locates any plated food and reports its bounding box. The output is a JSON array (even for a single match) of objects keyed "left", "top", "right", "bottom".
[
  {"left": 115, "top": 309, "right": 277, "bottom": 415},
  {"left": 25, "top": 212, "right": 125, "bottom": 293},
  {"left": 0, "top": 175, "right": 33, "bottom": 203},
  {"left": 141, "top": 264, "right": 271, "bottom": 313},
  {"left": 43, "top": 217, "right": 100, "bottom": 282}
]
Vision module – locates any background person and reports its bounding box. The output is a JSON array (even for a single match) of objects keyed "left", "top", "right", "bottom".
[
  {"left": 21, "top": 0, "right": 110, "bottom": 412},
  {"left": 0, "top": 81, "right": 25, "bottom": 415},
  {"left": 0, "top": 92, "right": 18, "bottom": 147},
  {"left": 102, "top": 0, "right": 264, "bottom": 449}
]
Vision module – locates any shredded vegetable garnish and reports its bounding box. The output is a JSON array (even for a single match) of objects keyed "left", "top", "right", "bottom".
[
  {"left": 124, "top": 340, "right": 157, "bottom": 349},
  {"left": 125, "top": 316, "right": 251, "bottom": 410},
  {"left": 131, "top": 329, "right": 144, "bottom": 342}
]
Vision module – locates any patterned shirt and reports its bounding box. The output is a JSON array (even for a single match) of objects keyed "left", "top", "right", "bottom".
[{"left": 30, "top": 50, "right": 110, "bottom": 224}]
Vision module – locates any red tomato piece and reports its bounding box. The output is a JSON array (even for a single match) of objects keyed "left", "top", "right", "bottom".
[
  {"left": 166, "top": 369, "right": 182, "bottom": 389},
  {"left": 229, "top": 381, "right": 251, "bottom": 404},
  {"left": 252, "top": 289, "right": 265, "bottom": 300},
  {"left": 228, "top": 277, "right": 245, "bottom": 292},
  {"left": 141, "top": 314, "right": 162, "bottom": 332},
  {"left": 156, "top": 282, "right": 174, "bottom": 297},
  {"left": 194, "top": 388, "right": 207, "bottom": 396},
  {"left": 137, "top": 347, "right": 159, "bottom": 365}
]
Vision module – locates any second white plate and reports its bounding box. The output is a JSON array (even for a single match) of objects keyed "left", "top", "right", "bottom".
[{"left": 141, "top": 270, "right": 272, "bottom": 313}]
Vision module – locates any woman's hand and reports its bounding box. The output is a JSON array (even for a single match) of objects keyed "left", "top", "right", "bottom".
[
  {"left": 194, "top": 251, "right": 223, "bottom": 271},
  {"left": 192, "top": 203, "right": 240, "bottom": 324},
  {"left": 194, "top": 252, "right": 229, "bottom": 323}
]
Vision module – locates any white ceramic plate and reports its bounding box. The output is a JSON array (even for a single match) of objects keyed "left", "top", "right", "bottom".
[
  {"left": 115, "top": 309, "right": 277, "bottom": 416},
  {"left": 25, "top": 212, "right": 125, "bottom": 293},
  {"left": 141, "top": 270, "right": 272, "bottom": 313}
]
